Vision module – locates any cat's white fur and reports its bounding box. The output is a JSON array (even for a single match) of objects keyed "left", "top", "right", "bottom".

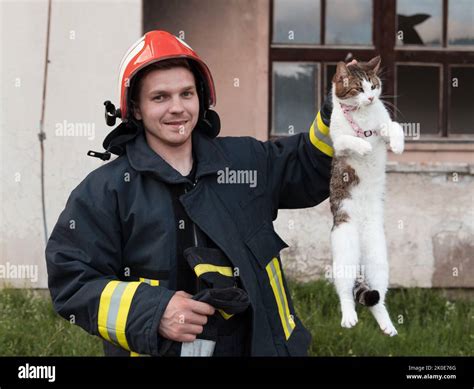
[{"left": 330, "top": 73, "right": 404, "bottom": 337}]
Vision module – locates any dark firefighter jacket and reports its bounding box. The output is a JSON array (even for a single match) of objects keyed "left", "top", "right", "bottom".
[{"left": 45, "top": 100, "right": 334, "bottom": 357}]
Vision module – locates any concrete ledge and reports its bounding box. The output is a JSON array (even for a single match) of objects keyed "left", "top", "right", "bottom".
[{"left": 386, "top": 161, "right": 474, "bottom": 174}]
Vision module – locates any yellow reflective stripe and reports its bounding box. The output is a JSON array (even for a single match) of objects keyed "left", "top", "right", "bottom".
[
  {"left": 218, "top": 309, "right": 234, "bottom": 320},
  {"left": 130, "top": 351, "right": 150, "bottom": 357},
  {"left": 265, "top": 258, "right": 296, "bottom": 340},
  {"left": 274, "top": 259, "right": 296, "bottom": 334},
  {"left": 97, "top": 280, "right": 141, "bottom": 351},
  {"left": 115, "top": 282, "right": 141, "bottom": 350},
  {"left": 194, "top": 264, "right": 233, "bottom": 278},
  {"left": 98, "top": 280, "right": 120, "bottom": 343},
  {"left": 139, "top": 277, "right": 160, "bottom": 286},
  {"left": 309, "top": 112, "right": 334, "bottom": 157}
]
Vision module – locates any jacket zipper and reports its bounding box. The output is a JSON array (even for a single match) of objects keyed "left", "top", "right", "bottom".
[
  {"left": 184, "top": 179, "right": 199, "bottom": 237},
  {"left": 191, "top": 178, "right": 198, "bottom": 246},
  {"left": 184, "top": 178, "right": 199, "bottom": 292}
]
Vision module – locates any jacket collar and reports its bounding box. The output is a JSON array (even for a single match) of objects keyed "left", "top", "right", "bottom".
[{"left": 126, "top": 128, "right": 231, "bottom": 184}]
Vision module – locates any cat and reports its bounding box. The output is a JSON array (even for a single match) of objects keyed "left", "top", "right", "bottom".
[{"left": 329, "top": 56, "right": 404, "bottom": 337}]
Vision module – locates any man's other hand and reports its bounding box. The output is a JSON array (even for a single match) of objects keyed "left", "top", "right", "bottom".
[{"left": 158, "top": 290, "right": 216, "bottom": 342}]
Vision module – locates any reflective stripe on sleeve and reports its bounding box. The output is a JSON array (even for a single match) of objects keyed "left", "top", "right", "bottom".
[
  {"left": 309, "top": 111, "right": 334, "bottom": 157},
  {"left": 98, "top": 280, "right": 141, "bottom": 351}
]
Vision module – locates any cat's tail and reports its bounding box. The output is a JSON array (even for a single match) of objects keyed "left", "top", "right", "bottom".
[{"left": 353, "top": 281, "right": 380, "bottom": 307}]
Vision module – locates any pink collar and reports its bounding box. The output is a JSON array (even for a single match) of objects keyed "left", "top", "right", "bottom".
[{"left": 340, "top": 103, "right": 378, "bottom": 138}]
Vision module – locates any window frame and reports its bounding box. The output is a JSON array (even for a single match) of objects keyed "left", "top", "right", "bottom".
[{"left": 269, "top": 0, "right": 474, "bottom": 142}]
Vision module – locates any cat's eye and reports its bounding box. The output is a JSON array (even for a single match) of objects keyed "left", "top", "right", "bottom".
[{"left": 371, "top": 85, "right": 376, "bottom": 90}]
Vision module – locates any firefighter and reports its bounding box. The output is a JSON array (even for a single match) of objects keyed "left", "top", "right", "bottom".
[{"left": 45, "top": 30, "right": 335, "bottom": 356}]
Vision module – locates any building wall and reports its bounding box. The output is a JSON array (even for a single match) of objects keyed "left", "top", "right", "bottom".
[
  {"left": 0, "top": 0, "right": 142, "bottom": 288},
  {"left": 1, "top": 0, "right": 472, "bottom": 289},
  {"left": 143, "top": 0, "right": 270, "bottom": 140}
]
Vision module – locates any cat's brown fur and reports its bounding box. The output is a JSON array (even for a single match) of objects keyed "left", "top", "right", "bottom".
[{"left": 333, "top": 56, "right": 381, "bottom": 99}]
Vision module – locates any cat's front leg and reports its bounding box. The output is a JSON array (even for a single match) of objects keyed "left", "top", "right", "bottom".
[
  {"left": 387, "top": 121, "right": 404, "bottom": 154},
  {"left": 333, "top": 134, "right": 372, "bottom": 157}
]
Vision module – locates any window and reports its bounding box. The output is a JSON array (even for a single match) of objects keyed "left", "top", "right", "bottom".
[
  {"left": 325, "top": 0, "right": 373, "bottom": 46},
  {"left": 273, "top": 0, "right": 321, "bottom": 44},
  {"left": 272, "top": 63, "right": 319, "bottom": 135},
  {"left": 270, "top": 0, "right": 474, "bottom": 139},
  {"left": 396, "top": 0, "right": 443, "bottom": 47}
]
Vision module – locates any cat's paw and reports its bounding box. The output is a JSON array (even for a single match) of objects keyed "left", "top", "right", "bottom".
[
  {"left": 341, "top": 309, "right": 358, "bottom": 328},
  {"left": 380, "top": 321, "right": 398, "bottom": 337},
  {"left": 390, "top": 136, "right": 404, "bottom": 154},
  {"left": 353, "top": 140, "right": 372, "bottom": 156},
  {"left": 389, "top": 123, "right": 404, "bottom": 154}
]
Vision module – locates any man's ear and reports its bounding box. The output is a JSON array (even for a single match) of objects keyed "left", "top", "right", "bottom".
[{"left": 131, "top": 101, "right": 142, "bottom": 121}]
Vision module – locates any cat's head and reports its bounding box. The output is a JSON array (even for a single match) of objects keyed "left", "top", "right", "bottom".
[{"left": 332, "top": 56, "right": 382, "bottom": 108}]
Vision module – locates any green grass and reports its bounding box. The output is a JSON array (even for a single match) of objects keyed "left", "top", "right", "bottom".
[
  {"left": 0, "top": 289, "right": 102, "bottom": 356},
  {"left": 0, "top": 281, "right": 472, "bottom": 356},
  {"left": 290, "top": 280, "right": 474, "bottom": 356}
]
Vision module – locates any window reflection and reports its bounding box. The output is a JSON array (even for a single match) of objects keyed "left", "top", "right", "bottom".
[
  {"left": 396, "top": 0, "right": 442, "bottom": 46},
  {"left": 448, "top": 0, "right": 474, "bottom": 46},
  {"left": 272, "top": 63, "right": 318, "bottom": 135},
  {"left": 325, "top": 0, "right": 372, "bottom": 45},
  {"left": 273, "top": 0, "right": 320, "bottom": 44}
]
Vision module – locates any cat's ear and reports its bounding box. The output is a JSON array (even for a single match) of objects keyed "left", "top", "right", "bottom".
[
  {"left": 335, "top": 61, "right": 349, "bottom": 82},
  {"left": 367, "top": 55, "right": 381, "bottom": 74}
]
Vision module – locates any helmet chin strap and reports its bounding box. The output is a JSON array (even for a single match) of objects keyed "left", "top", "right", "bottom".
[{"left": 104, "top": 100, "right": 121, "bottom": 127}]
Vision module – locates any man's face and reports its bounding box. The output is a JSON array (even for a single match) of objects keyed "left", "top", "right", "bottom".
[{"left": 133, "top": 67, "right": 199, "bottom": 146}]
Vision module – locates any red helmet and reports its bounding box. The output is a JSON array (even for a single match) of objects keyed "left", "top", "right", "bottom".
[
  {"left": 117, "top": 30, "right": 216, "bottom": 122},
  {"left": 90, "top": 30, "right": 220, "bottom": 160}
]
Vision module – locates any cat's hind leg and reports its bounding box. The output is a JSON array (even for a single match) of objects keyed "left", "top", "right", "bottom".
[
  {"left": 331, "top": 219, "right": 360, "bottom": 329},
  {"left": 361, "top": 221, "right": 398, "bottom": 336}
]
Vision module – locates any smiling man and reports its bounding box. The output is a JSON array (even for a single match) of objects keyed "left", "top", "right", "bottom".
[
  {"left": 45, "top": 30, "right": 336, "bottom": 357},
  {"left": 131, "top": 61, "right": 199, "bottom": 175}
]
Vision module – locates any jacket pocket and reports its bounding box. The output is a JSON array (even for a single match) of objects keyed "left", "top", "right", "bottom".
[
  {"left": 138, "top": 277, "right": 160, "bottom": 286},
  {"left": 123, "top": 267, "right": 170, "bottom": 288},
  {"left": 245, "top": 222, "right": 296, "bottom": 342},
  {"left": 245, "top": 221, "right": 289, "bottom": 269}
]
